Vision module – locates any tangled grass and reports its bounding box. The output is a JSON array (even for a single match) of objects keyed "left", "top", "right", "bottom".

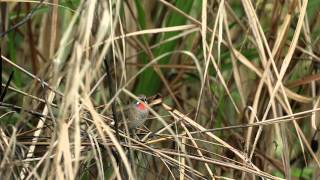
[{"left": 0, "top": 0, "right": 320, "bottom": 179}]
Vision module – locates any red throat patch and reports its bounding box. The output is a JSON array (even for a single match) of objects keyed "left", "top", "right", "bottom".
[{"left": 136, "top": 102, "right": 146, "bottom": 110}]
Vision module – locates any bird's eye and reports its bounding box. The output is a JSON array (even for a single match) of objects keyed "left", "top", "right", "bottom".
[{"left": 136, "top": 95, "right": 147, "bottom": 104}]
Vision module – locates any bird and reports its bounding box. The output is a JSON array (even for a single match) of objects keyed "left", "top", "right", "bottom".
[{"left": 115, "top": 95, "right": 150, "bottom": 130}]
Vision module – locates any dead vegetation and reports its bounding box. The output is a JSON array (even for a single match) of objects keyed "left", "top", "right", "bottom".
[{"left": 0, "top": 0, "right": 320, "bottom": 179}]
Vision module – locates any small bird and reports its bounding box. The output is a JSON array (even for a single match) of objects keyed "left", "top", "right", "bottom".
[{"left": 115, "top": 95, "right": 149, "bottom": 130}]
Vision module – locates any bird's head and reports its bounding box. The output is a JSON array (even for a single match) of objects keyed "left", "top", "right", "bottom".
[{"left": 134, "top": 95, "right": 148, "bottom": 111}]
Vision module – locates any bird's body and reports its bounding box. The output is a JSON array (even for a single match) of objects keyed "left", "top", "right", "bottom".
[{"left": 116, "top": 95, "right": 149, "bottom": 130}]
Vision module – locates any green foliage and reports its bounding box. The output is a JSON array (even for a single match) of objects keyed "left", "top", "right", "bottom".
[
  {"left": 134, "top": 0, "right": 195, "bottom": 95},
  {"left": 307, "top": 0, "right": 320, "bottom": 17},
  {"left": 292, "top": 167, "right": 313, "bottom": 179},
  {"left": 7, "top": 32, "right": 22, "bottom": 87}
]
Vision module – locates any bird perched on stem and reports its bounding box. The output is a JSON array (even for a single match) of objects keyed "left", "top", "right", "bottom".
[{"left": 115, "top": 95, "right": 149, "bottom": 130}]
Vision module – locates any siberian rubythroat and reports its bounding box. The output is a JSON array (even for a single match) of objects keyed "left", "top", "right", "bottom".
[{"left": 116, "top": 95, "right": 149, "bottom": 130}]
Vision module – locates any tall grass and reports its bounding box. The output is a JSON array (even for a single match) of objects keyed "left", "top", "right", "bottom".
[{"left": 0, "top": 0, "right": 320, "bottom": 179}]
